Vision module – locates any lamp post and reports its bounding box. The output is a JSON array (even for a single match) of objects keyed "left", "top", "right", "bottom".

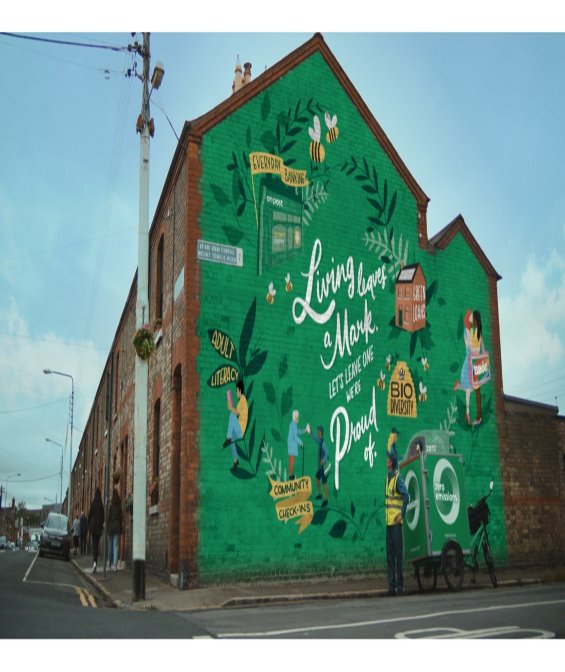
[
  {"left": 131, "top": 32, "right": 164, "bottom": 602},
  {"left": 43, "top": 369, "right": 74, "bottom": 518},
  {"left": 5, "top": 473, "right": 21, "bottom": 506},
  {"left": 45, "top": 438, "right": 64, "bottom": 506}
]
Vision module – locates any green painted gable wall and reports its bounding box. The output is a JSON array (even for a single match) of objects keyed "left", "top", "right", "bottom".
[{"left": 193, "top": 50, "right": 507, "bottom": 583}]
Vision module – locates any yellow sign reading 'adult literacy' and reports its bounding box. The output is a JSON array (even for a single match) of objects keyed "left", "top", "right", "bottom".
[
  {"left": 250, "top": 152, "right": 309, "bottom": 187},
  {"left": 268, "top": 476, "right": 313, "bottom": 533}
]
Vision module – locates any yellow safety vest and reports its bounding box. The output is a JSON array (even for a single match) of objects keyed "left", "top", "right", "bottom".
[{"left": 385, "top": 472, "right": 403, "bottom": 526}]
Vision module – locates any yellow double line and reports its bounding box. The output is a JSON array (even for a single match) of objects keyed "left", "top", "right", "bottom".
[{"left": 75, "top": 586, "right": 97, "bottom": 608}]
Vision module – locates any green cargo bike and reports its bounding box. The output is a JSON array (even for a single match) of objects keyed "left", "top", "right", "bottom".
[{"left": 399, "top": 429, "right": 497, "bottom": 592}]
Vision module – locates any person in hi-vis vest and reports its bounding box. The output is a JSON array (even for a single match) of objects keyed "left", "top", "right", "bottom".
[{"left": 385, "top": 428, "right": 409, "bottom": 596}]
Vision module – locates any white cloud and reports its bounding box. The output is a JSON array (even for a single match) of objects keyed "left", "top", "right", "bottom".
[{"left": 499, "top": 252, "right": 565, "bottom": 407}]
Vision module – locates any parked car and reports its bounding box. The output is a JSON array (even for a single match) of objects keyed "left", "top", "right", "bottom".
[
  {"left": 39, "top": 512, "right": 70, "bottom": 560},
  {"left": 0, "top": 535, "right": 7, "bottom": 550}
]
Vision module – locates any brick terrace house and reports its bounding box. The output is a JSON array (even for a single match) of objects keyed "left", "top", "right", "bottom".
[{"left": 72, "top": 34, "right": 565, "bottom": 589}]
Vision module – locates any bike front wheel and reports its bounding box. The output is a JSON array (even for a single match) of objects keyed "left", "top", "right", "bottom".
[
  {"left": 482, "top": 538, "right": 497, "bottom": 588},
  {"left": 416, "top": 563, "right": 438, "bottom": 592}
]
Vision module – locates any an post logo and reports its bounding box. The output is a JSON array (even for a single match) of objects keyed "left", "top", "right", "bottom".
[
  {"left": 432, "top": 458, "right": 460, "bottom": 525},
  {"left": 405, "top": 469, "right": 420, "bottom": 531}
]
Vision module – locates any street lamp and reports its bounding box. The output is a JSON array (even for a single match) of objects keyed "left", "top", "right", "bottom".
[
  {"left": 45, "top": 438, "right": 64, "bottom": 505},
  {"left": 5, "top": 473, "right": 21, "bottom": 507},
  {"left": 43, "top": 369, "right": 74, "bottom": 518},
  {"left": 130, "top": 33, "right": 164, "bottom": 602}
]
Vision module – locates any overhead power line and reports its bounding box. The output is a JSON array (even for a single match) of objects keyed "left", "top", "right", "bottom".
[{"left": 0, "top": 32, "right": 129, "bottom": 52}]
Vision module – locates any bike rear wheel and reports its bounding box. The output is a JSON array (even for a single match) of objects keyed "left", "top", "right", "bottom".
[
  {"left": 482, "top": 538, "right": 497, "bottom": 588},
  {"left": 442, "top": 541, "right": 464, "bottom": 592}
]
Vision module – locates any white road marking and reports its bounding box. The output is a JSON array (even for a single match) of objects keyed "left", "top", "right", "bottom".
[
  {"left": 217, "top": 598, "right": 565, "bottom": 638},
  {"left": 395, "top": 626, "right": 555, "bottom": 639}
]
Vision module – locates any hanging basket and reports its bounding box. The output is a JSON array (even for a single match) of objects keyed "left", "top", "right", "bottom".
[{"left": 133, "top": 324, "right": 155, "bottom": 361}]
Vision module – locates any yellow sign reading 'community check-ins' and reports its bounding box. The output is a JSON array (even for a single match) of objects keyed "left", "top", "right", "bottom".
[
  {"left": 250, "top": 152, "right": 309, "bottom": 187},
  {"left": 268, "top": 476, "right": 314, "bottom": 533}
]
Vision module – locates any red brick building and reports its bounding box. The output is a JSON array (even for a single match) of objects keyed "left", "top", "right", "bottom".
[{"left": 71, "top": 34, "right": 565, "bottom": 588}]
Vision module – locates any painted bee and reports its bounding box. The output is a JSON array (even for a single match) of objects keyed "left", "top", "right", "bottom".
[
  {"left": 266, "top": 282, "right": 277, "bottom": 304},
  {"left": 385, "top": 354, "right": 391, "bottom": 371},
  {"left": 418, "top": 381, "right": 427, "bottom": 403},
  {"left": 324, "top": 112, "right": 339, "bottom": 143},
  {"left": 308, "top": 115, "right": 325, "bottom": 163},
  {"left": 377, "top": 371, "right": 386, "bottom": 390},
  {"left": 285, "top": 273, "right": 292, "bottom": 292},
  {"left": 422, "top": 357, "right": 429, "bottom": 372}
]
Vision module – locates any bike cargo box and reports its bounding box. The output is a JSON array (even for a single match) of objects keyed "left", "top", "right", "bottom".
[{"left": 400, "top": 450, "right": 471, "bottom": 564}]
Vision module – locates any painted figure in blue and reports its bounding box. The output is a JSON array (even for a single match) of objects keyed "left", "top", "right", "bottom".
[{"left": 287, "top": 409, "right": 307, "bottom": 480}]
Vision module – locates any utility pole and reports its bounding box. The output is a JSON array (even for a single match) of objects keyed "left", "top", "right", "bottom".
[
  {"left": 132, "top": 31, "right": 150, "bottom": 602},
  {"left": 131, "top": 32, "right": 164, "bottom": 601}
]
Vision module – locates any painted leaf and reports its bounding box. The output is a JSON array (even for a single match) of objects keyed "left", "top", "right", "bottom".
[
  {"left": 457, "top": 314, "right": 464, "bottom": 340},
  {"left": 279, "top": 353, "right": 288, "bottom": 380},
  {"left": 438, "top": 297, "right": 447, "bottom": 307},
  {"left": 286, "top": 126, "right": 301, "bottom": 137},
  {"left": 329, "top": 520, "right": 347, "bottom": 539},
  {"left": 248, "top": 420, "right": 256, "bottom": 463},
  {"left": 312, "top": 509, "right": 330, "bottom": 526},
  {"left": 239, "top": 298, "right": 257, "bottom": 367},
  {"left": 362, "top": 184, "right": 377, "bottom": 194},
  {"left": 231, "top": 466, "right": 255, "bottom": 480},
  {"left": 368, "top": 198, "right": 383, "bottom": 214},
  {"left": 372, "top": 165, "right": 379, "bottom": 192},
  {"left": 255, "top": 433, "right": 265, "bottom": 474},
  {"left": 387, "top": 191, "right": 397, "bottom": 224},
  {"left": 206, "top": 364, "right": 239, "bottom": 388},
  {"left": 281, "top": 140, "right": 296, "bottom": 154},
  {"left": 222, "top": 226, "right": 244, "bottom": 245},
  {"left": 271, "top": 428, "right": 281, "bottom": 443},
  {"left": 246, "top": 350, "right": 268, "bottom": 377},
  {"left": 246, "top": 381, "right": 254, "bottom": 401},
  {"left": 350, "top": 501, "right": 356, "bottom": 518},
  {"left": 449, "top": 362, "right": 460, "bottom": 374},
  {"left": 211, "top": 184, "right": 230, "bottom": 206},
  {"left": 263, "top": 382, "right": 277, "bottom": 405},
  {"left": 236, "top": 442, "right": 249, "bottom": 462},
  {"left": 236, "top": 201, "right": 246, "bottom": 217},
  {"left": 281, "top": 386, "right": 293, "bottom": 417},
  {"left": 207, "top": 329, "right": 237, "bottom": 362},
  {"left": 426, "top": 280, "right": 438, "bottom": 305}
]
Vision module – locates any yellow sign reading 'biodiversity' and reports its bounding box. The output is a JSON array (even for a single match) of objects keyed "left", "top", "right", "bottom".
[
  {"left": 268, "top": 476, "right": 313, "bottom": 533},
  {"left": 250, "top": 152, "right": 309, "bottom": 187}
]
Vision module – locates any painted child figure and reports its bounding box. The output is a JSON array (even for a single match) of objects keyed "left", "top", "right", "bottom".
[
  {"left": 307, "top": 424, "right": 330, "bottom": 507},
  {"left": 223, "top": 380, "right": 248, "bottom": 472}
]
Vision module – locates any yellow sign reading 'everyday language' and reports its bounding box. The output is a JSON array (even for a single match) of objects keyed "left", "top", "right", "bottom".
[
  {"left": 268, "top": 476, "right": 313, "bottom": 533},
  {"left": 250, "top": 152, "right": 309, "bottom": 187}
]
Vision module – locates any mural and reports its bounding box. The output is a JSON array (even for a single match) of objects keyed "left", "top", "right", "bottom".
[{"left": 197, "top": 53, "right": 506, "bottom": 580}]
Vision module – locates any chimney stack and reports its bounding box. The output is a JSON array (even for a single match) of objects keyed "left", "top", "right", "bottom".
[
  {"left": 232, "top": 55, "right": 242, "bottom": 94},
  {"left": 232, "top": 57, "right": 252, "bottom": 94},
  {"left": 243, "top": 62, "right": 252, "bottom": 86}
]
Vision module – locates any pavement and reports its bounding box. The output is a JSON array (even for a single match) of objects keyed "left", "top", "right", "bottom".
[{"left": 70, "top": 552, "right": 556, "bottom": 612}]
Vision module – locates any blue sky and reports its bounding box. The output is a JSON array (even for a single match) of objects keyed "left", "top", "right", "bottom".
[{"left": 1, "top": 8, "right": 564, "bottom": 509}]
